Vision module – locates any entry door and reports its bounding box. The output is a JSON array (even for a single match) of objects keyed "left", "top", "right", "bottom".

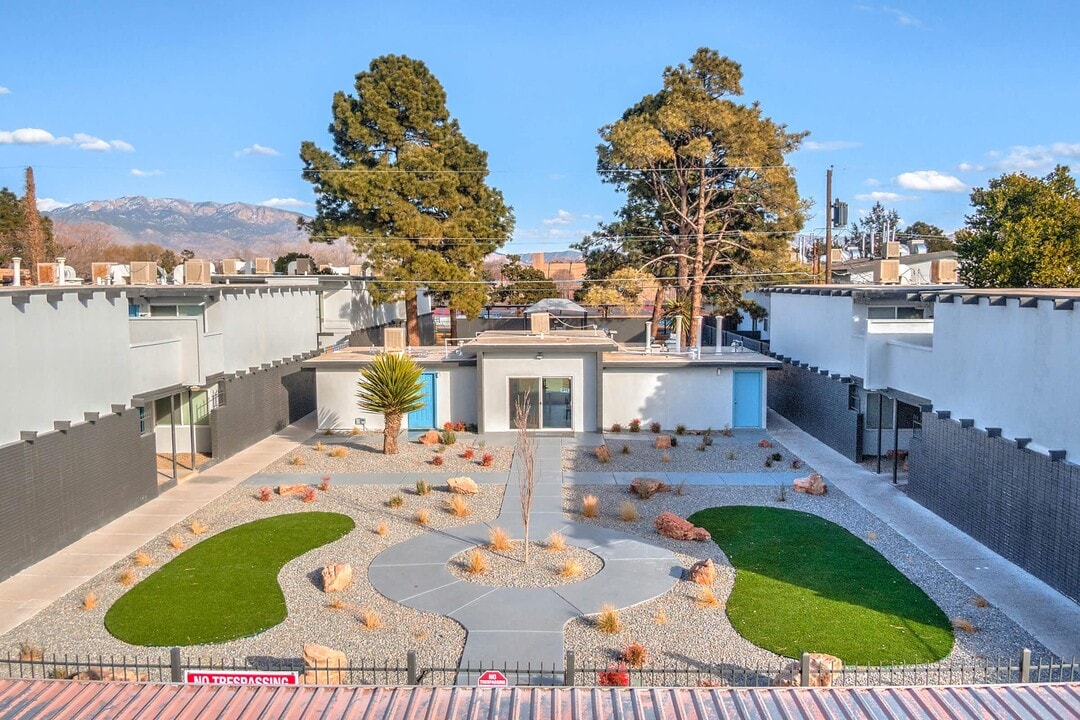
[
  {"left": 732, "top": 370, "right": 763, "bottom": 428},
  {"left": 407, "top": 372, "right": 437, "bottom": 429}
]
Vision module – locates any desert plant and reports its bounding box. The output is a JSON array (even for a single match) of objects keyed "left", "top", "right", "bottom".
[
  {"left": 288, "top": 455, "right": 305, "bottom": 466},
  {"left": 327, "top": 597, "right": 347, "bottom": 610},
  {"left": 596, "top": 603, "right": 622, "bottom": 634},
  {"left": 447, "top": 495, "right": 470, "bottom": 517},
  {"left": 973, "top": 595, "right": 990, "bottom": 608},
  {"left": 356, "top": 352, "right": 426, "bottom": 454},
  {"left": 18, "top": 643, "right": 42, "bottom": 661},
  {"left": 610, "top": 422, "right": 623, "bottom": 433},
  {"left": 189, "top": 519, "right": 208, "bottom": 536},
  {"left": 558, "top": 559, "right": 584, "bottom": 578},
  {"left": 462, "top": 447, "right": 475, "bottom": 460},
  {"left": 489, "top": 526, "right": 511, "bottom": 552},
  {"left": 300, "top": 487, "right": 317, "bottom": 503},
  {"left": 696, "top": 441, "right": 707, "bottom": 452},
  {"left": 776, "top": 484, "right": 787, "bottom": 502},
  {"left": 323, "top": 428, "right": 334, "bottom": 436},
  {"left": 952, "top": 618, "right": 976, "bottom": 633},
  {"left": 465, "top": 548, "right": 489, "bottom": 575},
  {"left": 480, "top": 452, "right": 494, "bottom": 467},
  {"left": 758, "top": 438, "right": 773, "bottom": 448},
  {"left": 329, "top": 446, "right": 349, "bottom": 458},
  {"left": 546, "top": 530, "right": 567, "bottom": 551},
  {"left": 866, "top": 531, "right": 878, "bottom": 541},
  {"left": 696, "top": 586, "right": 721, "bottom": 608},
  {"left": 621, "top": 642, "right": 648, "bottom": 668},
  {"left": 350, "top": 426, "right": 363, "bottom": 436},
  {"left": 727, "top": 451, "right": 736, "bottom": 461},
  {"left": 764, "top": 458, "right": 773, "bottom": 468},
  {"left": 514, "top": 392, "right": 536, "bottom": 567},
  {"left": 134, "top": 551, "right": 153, "bottom": 567},
  {"left": 649, "top": 421, "right": 661, "bottom": 434},
  {"left": 168, "top": 534, "right": 184, "bottom": 551},
  {"left": 118, "top": 568, "right": 136, "bottom": 586},
  {"left": 628, "top": 418, "right": 641, "bottom": 433},
  {"left": 360, "top": 608, "right": 383, "bottom": 630},
  {"left": 594, "top": 445, "right": 612, "bottom": 463},
  {"left": 674, "top": 481, "right": 686, "bottom": 496},
  {"left": 319, "top": 475, "right": 332, "bottom": 491},
  {"left": 454, "top": 421, "right": 467, "bottom": 432},
  {"left": 619, "top": 501, "right": 639, "bottom": 522},
  {"left": 440, "top": 428, "right": 457, "bottom": 445},
  {"left": 415, "top": 479, "right": 432, "bottom": 496},
  {"left": 82, "top": 592, "right": 98, "bottom": 611},
  {"left": 597, "top": 663, "right": 630, "bottom": 687},
  {"left": 720, "top": 425, "right": 733, "bottom": 437},
  {"left": 313, "top": 441, "right": 326, "bottom": 451},
  {"left": 669, "top": 435, "right": 678, "bottom": 447},
  {"left": 660, "top": 451, "right": 671, "bottom": 464},
  {"left": 387, "top": 494, "right": 404, "bottom": 508},
  {"left": 431, "top": 454, "right": 445, "bottom": 466},
  {"left": 770, "top": 452, "right": 782, "bottom": 462},
  {"left": 443, "top": 421, "right": 454, "bottom": 431},
  {"left": 257, "top": 486, "right": 273, "bottom": 502},
  {"left": 675, "top": 424, "right": 687, "bottom": 435},
  {"left": 415, "top": 509, "right": 430, "bottom": 526},
  {"left": 582, "top": 494, "right": 599, "bottom": 518},
  {"left": 703, "top": 433, "right": 713, "bottom": 446},
  {"left": 621, "top": 443, "right": 631, "bottom": 455},
  {"left": 653, "top": 608, "right": 668, "bottom": 624},
  {"left": 375, "top": 521, "right": 388, "bottom": 536},
  {"left": 791, "top": 458, "right": 803, "bottom": 470},
  {"left": 477, "top": 439, "right": 487, "bottom": 450}
]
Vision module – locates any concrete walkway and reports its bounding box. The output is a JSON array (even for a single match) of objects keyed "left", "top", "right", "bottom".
[
  {"left": 767, "top": 410, "right": 1080, "bottom": 660},
  {"left": 0, "top": 414, "right": 318, "bottom": 637}
]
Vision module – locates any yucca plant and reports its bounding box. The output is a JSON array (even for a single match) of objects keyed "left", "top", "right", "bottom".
[{"left": 356, "top": 352, "right": 425, "bottom": 454}]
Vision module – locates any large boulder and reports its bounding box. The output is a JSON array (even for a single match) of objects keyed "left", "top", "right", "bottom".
[
  {"left": 321, "top": 563, "right": 353, "bottom": 593},
  {"left": 418, "top": 430, "right": 441, "bottom": 446},
  {"left": 793, "top": 472, "right": 827, "bottom": 496},
  {"left": 302, "top": 643, "right": 348, "bottom": 685},
  {"left": 629, "top": 477, "right": 670, "bottom": 499},
  {"left": 773, "top": 653, "right": 843, "bottom": 687},
  {"left": 687, "top": 558, "right": 717, "bottom": 585},
  {"left": 447, "top": 476, "right": 478, "bottom": 495},
  {"left": 276, "top": 484, "right": 308, "bottom": 496},
  {"left": 654, "top": 512, "right": 711, "bottom": 541},
  {"left": 654, "top": 435, "right": 672, "bottom": 449}
]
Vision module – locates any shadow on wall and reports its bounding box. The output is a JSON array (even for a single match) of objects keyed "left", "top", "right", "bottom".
[{"left": 281, "top": 368, "right": 316, "bottom": 423}]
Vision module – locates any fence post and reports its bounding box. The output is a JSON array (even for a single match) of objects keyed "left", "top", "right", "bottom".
[
  {"left": 407, "top": 651, "right": 418, "bottom": 685},
  {"left": 1019, "top": 648, "right": 1031, "bottom": 684},
  {"left": 170, "top": 648, "right": 182, "bottom": 683},
  {"left": 800, "top": 653, "right": 811, "bottom": 687},
  {"left": 564, "top": 651, "right": 575, "bottom": 687}
]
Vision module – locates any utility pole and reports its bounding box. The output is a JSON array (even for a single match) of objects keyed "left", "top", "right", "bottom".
[{"left": 824, "top": 167, "right": 833, "bottom": 284}]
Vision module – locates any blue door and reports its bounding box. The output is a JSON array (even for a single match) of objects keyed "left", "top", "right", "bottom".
[
  {"left": 407, "top": 373, "right": 436, "bottom": 429},
  {"left": 732, "top": 371, "right": 763, "bottom": 428}
]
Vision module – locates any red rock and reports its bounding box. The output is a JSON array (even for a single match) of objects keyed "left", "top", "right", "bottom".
[
  {"left": 793, "top": 472, "right": 827, "bottom": 496},
  {"left": 419, "top": 430, "right": 440, "bottom": 445},
  {"left": 654, "top": 435, "right": 672, "bottom": 449},
  {"left": 321, "top": 563, "right": 353, "bottom": 593},
  {"left": 629, "top": 477, "right": 670, "bottom": 499},
  {"left": 276, "top": 484, "right": 308, "bottom": 496},
  {"left": 302, "top": 643, "right": 348, "bottom": 685},
  {"left": 773, "top": 653, "right": 843, "bottom": 687},
  {"left": 687, "top": 558, "right": 717, "bottom": 585},
  {"left": 654, "top": 512, "right": 711, "bottom": 541},
  {"left": 447, "top": 476, "right": 478, "bottom": 495}
]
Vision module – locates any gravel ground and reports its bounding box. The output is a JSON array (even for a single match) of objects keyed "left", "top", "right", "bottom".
[
  {"left": 260, "top": 433, "right": 513, "bottom": 475},
  {"left": 562, "top": 483, "right": 1050, "bottom": 683},
  {"left": 448, "top": 540, "right": 603, "bottom": 588},
  {"left": 564, "top": 435, "right": 809, "bottom": 473},
  {"left": 0, "top": 481, "right": 505, "bottom": 673}
]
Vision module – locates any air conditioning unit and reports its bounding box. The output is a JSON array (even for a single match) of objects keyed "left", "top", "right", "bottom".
[
  {"left": 91, "top": 262, "right": 114, "bottom": 284},
  {"left": 931, "top": 258, "right": 957, "bottom": 284},
  {"left": 184, "top": 260, "right": 212, "bottom": 284},
  {"left": 35, "top": 263, "right": 58, "bottom": 285},
  {"left": 530, "top": 312, "right": 551, "bottom": 334},
  {"left": 129, "top": 261, "right": 156, "bottom": 285},
  {"left": 254, "top": 257, "right": 273, "bottom": 274},
  {"left": 884, "top": 241, "right": 901, "bottom": 259},
  {"left": 383, "top": 326, "right": 406, "bottom": 352},
  {"left": 293, "top": 257, "right": 314, "bottom": 275},
  {"left": 220, "top": 259, "right": 241, "bottom": 275},
  {"left": 348, "top": 264, "right": 365, "bottom": 277},
  {"left": 874, "top": 259, "right": 900, "bottom": 284},
  {"left": 829, "top": 248, "right": 844, "bottom": 264}
]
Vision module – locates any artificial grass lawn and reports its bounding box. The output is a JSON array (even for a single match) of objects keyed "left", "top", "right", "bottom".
[
  {"left": 687, "top": 506, "right": 953, "bottom": 664},
  {"left": 105, "top": 512, "right": 355, "bottom": 646}
]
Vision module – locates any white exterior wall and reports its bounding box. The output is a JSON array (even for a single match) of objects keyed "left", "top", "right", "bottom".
[
  {"left": 0, "top": 290, "right": 134, "bottom": 444},
  {"left": 319, "top": 281, "right": 408, "bottom": 346},
  {"left": 434, "top": 365, "right": 477, "bottom": 428},
  {"left": 480, "top": 352, "right": 596, "bottom": 432},
  {"left": 862, "top": 320, "right": 934, "bottom": 391},
  {"left": 769, "top": 293, "right": 863, "bottom": 376},
  {"left": 214, "top": 289, "right": 320, "bottom": 373},
  {"left": 735, "top": 291, "right": 771, "bottom": 339},
  {"left": 602, "top": 367, "right": 753, "bottom": 430}
]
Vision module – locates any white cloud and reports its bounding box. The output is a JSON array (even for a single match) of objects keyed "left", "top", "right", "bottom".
[
  {"left": 956, "top": 162, "right": 984, "bottom": 173},
  {"left": 259, "top": 197, "right": 312, "bottom": 209},
  {"left": 0, "top": 128, "right": 67, "bottom": 145},
  {"left": 542, "top": 209, "right": 574, "bottom": 226},
  {"left": 857, "top": 4, "right": 922, "bottom": 26},
  {"left": 864, "top": 178, "right": 881, "bottom": 187},
  {"left": 801, "top": 140, "right": 861, "bottom": 152},
  {"left": 73, "top": 133, "right": 133, "bottom": 152},
  {"left": 131, "top": 168, "right": 163, "bottom": 177},
  {"left": 0, "top": 86, "right": 10, "bottom": 95},
  {"left": 110, "top": 139, "right": 135, "bottom": 152},
  {"left": 854, "top": 191, "right": 909, "bottom": 202},
  {"left": 36, "top": 198, "right": 71, "bottom": 212},
  {"left": 896, "top": 170, "right": 966, "bottom": 192},
  {"left": 993, "top": 143, "right": 1080, "bottom": 173},
  {"left": 238, "top": 143, "right": 280, "bottom": 157}
]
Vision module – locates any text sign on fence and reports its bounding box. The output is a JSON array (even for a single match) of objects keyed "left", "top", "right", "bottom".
[
  {"left": 185, "top": 670, "right": 299, "bottom": 686},
  {"left": 477, "top": 670, "right": 509, "bottom": 687}
]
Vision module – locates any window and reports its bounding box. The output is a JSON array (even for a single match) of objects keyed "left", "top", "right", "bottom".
[
  {"left": 867, "top": 305, "right": 926, "bottom": 320},
  {"left": 154, "top": 390, "right": 210, "bottom": 427},
  {"left": 508, "top": 377, "right": 572, "bottom": 430},
  {"left": 148, "top": 304, "right": 204, "bottom": 318}
]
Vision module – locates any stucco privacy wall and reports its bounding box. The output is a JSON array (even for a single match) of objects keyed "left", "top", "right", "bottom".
[
  {"left": 319, "top": 281, "right": 410, "bottom": 346},
  {"left": 210, "top": 289, "right": 320, "bottom": 374},
  {"left": 0, "top": 289, "right": 134, "bottom": 445},
  {"left": 0, "top": 409, "right": 157, "bottom": 581},
  {"left": 768, "top": 361, "right": 862, "bottom": 461},
  {"left": 768, "top": 293, "right": 863, "bottom": 378},
  {"left": 909, "top": 413, "right": 1080, "bottom": 603},
  {"left": 480, "top": 352, "right": 596, "bottom": 432},
  {"left": 602, "top": 366, "right": 747, "bottom": 430}
]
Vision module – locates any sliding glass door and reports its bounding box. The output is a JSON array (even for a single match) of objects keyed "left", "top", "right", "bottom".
[{"left": 508, "top": 377, "right": 572, "bottom": 430}]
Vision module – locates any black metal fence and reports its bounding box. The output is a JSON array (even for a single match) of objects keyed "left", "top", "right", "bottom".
[
  {"left": 3, "top": 649, "right": 1077, "bottom": 688},
  {"left": 723, "top": 330, "right": 770, "bottom": 355}
]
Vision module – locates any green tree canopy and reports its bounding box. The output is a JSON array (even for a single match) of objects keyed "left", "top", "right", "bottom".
[
  {"left": 356, "top": 352, "right": 426, "bottom": 454},
  {"left": 300, "top": 55, "right": 514, "bottom": 345},
  {"left": 957, "top": 165, "right": 1080, "bottom": 288},
  {"left": 899, "top": 220, "right": 953, "bottom": 253},
  {"left": 494, "top": 255, "right": 558, "bottom": 305}
]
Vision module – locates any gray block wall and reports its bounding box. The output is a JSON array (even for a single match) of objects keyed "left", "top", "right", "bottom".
[
  {"left": 909, "top": 414, "right": 1080, "bottom": 603},
  {"left": 767, "top": 361, "right": 862, "bottom": 461},
  {"left": 209, "top": 360, "right": 316, "bottom": 461},
  {"left": 0, "top": 410, "right": 157, "bottom": 582}
]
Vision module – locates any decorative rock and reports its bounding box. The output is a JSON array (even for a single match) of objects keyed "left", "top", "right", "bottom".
[
  {"left": 758, "top": 439, "right": 773, "bottom": 448},
  {"left": 629, "top": 477, "right": 670, "bottom": 499},
  {"left": 654, "top": 512, "right": 711, "bottom": 541},
  {"left": 276, "top": 484, "right": 308, "bottom": 496},
  {"left": 69, "top": 669, "right": 149, "bottom": 681},
  {"left": 302, "top": 643, "right": 348, "bottom": 685},
  {"left": 654, "top": 435, "right": 672, "bottom": 449},
  {"left": 447, "top": 476, "right": 478, "bottom": 495},
  {"left": 687, "top": 558, "right": 717, "bottom": 585},
  {"left": 419, "top": 430, "right": 440, "bottom": 445},
  {"left": 793, "top": 472, "right": 827, "bottom": 496},
  {"left": 773, "top": 653, "right": 843, "bottom": 687},
  {"left": 321, "top": 563, "right": 353, "bottom": 593}
]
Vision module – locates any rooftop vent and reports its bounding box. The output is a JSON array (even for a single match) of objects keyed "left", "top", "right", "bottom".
[
  {"left": 383, "top": 326, "right": 406, "bottom": 352},
  {"left": 129, "top": 261, "right": 156, "bottom": 285},
  {"left": 530, "top": 312, "right": 551, "bottom": 335},
  {"left": 254, "top": 257, "right": 273, "bottom": 275},
  {"left": 184, "top": 260, "right": 212, "bottom": 285},
  {"left": 931, "top": 258, "right": 958, "bottom": 284},
  {"left": 874, "top": 259, "right": 900, "bottom": 284}
]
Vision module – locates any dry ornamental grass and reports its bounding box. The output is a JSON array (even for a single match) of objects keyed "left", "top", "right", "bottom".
[
  {"left": 375, "top": 521, "right": 388, "bottom": 536},
  {"left": 415, "top": 479, "right": 432, "bottom": 496},
  {"left": 288, "top": 455, "right": 305, "bottom": 466},
  {"left": 558, "top": 559, "right": 585, "bottom": 578},
  {"left": 415, "top": 509, "right": 430, "bottom": 526},
  {"left": 596, "top": 604, "right": 622, "bottom": 634},
  {"left": 118, "top": 568, "right": 136, "bottom": 587},
  {"left": 313, "top": 441, "right": 326, "bottom": 452},
  {"left": 546, "top": 530, "right": 567, "bottom": 552},
  {"left": 582, "top": 495, "right": 599, "bottom": 518},
  {"left": 82, "top": 593, "right": 98, "bottom": 611},
  {"left": 189, "top": 519, "right": 208, "bottom": 536},
  {"left": 465, "top": 548, "right": 489, "bottom": 575},
  {"left": 360, "top": 608, "right": 382, "bottom": 630},
  {"left": 489, "top": 527, "right": 511, "bottom": 552},
  {"left": 653, "top": 608, "right": 668, "bottom": 625},
  {"left": 329, "top": 446, "right": 349, "bottom": 459},
  {"left": 133, "top": 551, "right": 153, "bottom": 567},
  {"left": 387, "top": 494, "right": 404, "bottom": 508},
  {"left": 167, "top": 534, "right": 184, "bottom": 551},
  {"left": 952, "top": 618, "right": 976, "bottom": 633},
  {"left": 326, "top": 598, "right": 347, "bottom": 610},
  {"left": 696, "top": 586, "right": 721, "bottom": 608},
  {"left": 618, "top": 501, "right": 639, "bottom": 522},
  {"left": 973, "top": 595, "right": 990, "bottom": 608},
  {"left": 447, "top": 495, "right": 470, "bottom": 517}
]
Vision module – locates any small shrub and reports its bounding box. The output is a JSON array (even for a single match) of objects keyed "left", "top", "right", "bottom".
[
  {"left": 477, "top": 439, "right": 487, "bottom": 450},
  {"left": 546, "top": 530, "right": 566, "bottom": 551},
  {"left": 597, "top": 663, "right": 630, "bottom": 687},
  {"left": 610, "top": 422, "right": 623, "bottom": 433},
  {"left": 696, "top": 441, "right": 707, "bottom": 452},
  {"left": 628, "top": 418, "right": 641, "bottom": 433},
  {"left": 696, "top": 586, "right": 721, "bottom": 608},
  {"left": 669, "top": 435, "right": 678, "bottom": 448},
  {"left": 375, "top": 521, "right": 388, "bottom": 536},
  {"left": 462, "top": 447, "right": 476, "bottom": 460},
  {"left": 465, "top": 548, "right": 488, "bottom": 575},
  {"left": 727, "top": 451, "right": 736, "bottom": 461},
  {"left": 257, "top": 486, "right": 273, "bottom": 502},
  {"left": 327, "top": 597, "right": 347, "bottom": 610},
  {"left": 189, "top": 519, "right": 208, "bottom": 536},
  {"left": 649, "top": 421, "right": 661, "bottom": 434},
  {"left": 764, "top": 458, "right": 773, "bottom": 468},
  {"left": 596, "top": 603, "right": 621, "bottom": 634},
  {"left": 329, "top": 446, "right": 349, "bottom": 459},
  {"left": 660, "top": 451, "right": 671, "bottom": 464},
  {"left": 973, "top": 595, "right": 990, "bottom": 608},
  {"left": 18, "top": 643, "right": 43, "bottom": 661},
  {"left": 288, "top": 455, "right": 305, "bottom": 466},
  {"left": 558, "top": 559, "right": 584, "bottom": 578},
  {"left": 776, "top": 484, "right": 787, "bottom": 502},
  {"left": 323, "top": 428, "right": 334, "bottom": 436},
  {"left": 621, "top": 642, "right": 648, "bottom": 668},
  {"left": 168, "top": 534, "right": 184, "bottom": 551},
  {"left": 319, "top": 475, "right": 332, "bottom": 491},
  {"left": 770, "top": 452, "right": 782, "bottom": 462},
  {"left": 674, "top": 481, "right": 686, "bottom": 497},
  {"left": 443, "top": 422, "right": 454, "bottom": 431},
  {"left": 82, "top": 592, "right": 98, "bottom": 611},
  {"left": 952, "top": 618, "right": 976, "bottom": 633},
  {"left": 350, "top": 426, "right": 362, "bottom": 436},
  {"left": 313, "top": 441, "right": 326, "bottom": 452},
  {"left": 675, "top": 424, "right": 687, "bottom": 436},
  {"left": 435, "top": 444, "right": 447, "bottom": 454},
  {"left": 621, "top": 443, "right": 631, "bottom": 455},
  {"left": 480, "top": 452, "right": 494, "bottom": 467},
  {"left": 594, "top": 445, "right": 612, "bottom": 463},
  {"left": 415, "top": 479, "right": 432, "bottom": 496},
  {"left": 703, "top": 433, "right": 713, "bottom": 447},
  {"left": 653, "top": 608, "right": 668, "bottom": 625},
  {"left": 300, "top": 487, "right": 317, "bottom": 503},
  {"left": 489, "top": 526, "right": 511, "bottom": 552},
  {"left": 454, "top": 421, "right": 466, "bottom": 433},
  {"left": 360, "top": 608, "right": 383, "bottom": 630},
  {"left": 387, "top": 494, "right": 404, "bottom": 508},
  {"left": 415, "top": 509, "right": 430, "bottom": 526},
  {"left": 431, "top": 454, "right": 445, "bottom": 466},
  {"left": 758, "top": 438, "right": 773, "bottom": 448},
  {"left": 791, "top": 458, "right": 803, "bottom": 470},
  {"left": 582, "top": 495, "right": 599, "bottom": 518},
  {"left": 440, "top": 429, "right": 457, "bottom": 446},
  {"left": 134, "top": 551, "right": 153, "bottom": 567},
  {"left": 118, "top": 568, "right": 136, "bottom": 586},
  {"left": 720, "top": 425, "right": 733, "bottom": 437},
  {"left": 619, "top": 501, "right": 639, "bottom": 522},
  {"left": 447, "top": 495, "right": 470, "bottom": 517},
  {"left": 866, "top": 531, "right": 878, "bottom": 541}
]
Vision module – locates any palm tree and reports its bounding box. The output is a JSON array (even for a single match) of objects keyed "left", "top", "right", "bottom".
[{"left": 356, "top": 353, "right": 425, "bottom": 454}]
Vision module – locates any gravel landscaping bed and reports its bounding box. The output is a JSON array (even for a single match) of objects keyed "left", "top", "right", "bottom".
[
  {"left": 261, "top": 432, "right": 513, "bottom": 475},
  {"left": 562, "top": 483, "right": 1049, "bottom": 684},
  {"left": 0, "top": 481, "right": 505, "bottom": 674},
  {"left": 448, "top": 540, "right": 603, "bottom": 588},
  {"left": 564, "top": 435, "right": 809, "bottom": 473}
]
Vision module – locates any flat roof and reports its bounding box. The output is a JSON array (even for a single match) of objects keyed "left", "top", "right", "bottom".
[
  {"left": 465, "top": 330, "right": 619, "bottom": 351},
  {"left": 604, "top": 347, "right": 780, "bottom": 368},
  {"left": 766, "top": 284, "right": 1080, "bottom": 306}
]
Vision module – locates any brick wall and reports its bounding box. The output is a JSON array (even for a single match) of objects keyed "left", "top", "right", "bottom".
[
  {"left": 909, "top": 413, "right": 1080, "bottom": 603},
  {"left": 209, "top": 360, "right": 315, "bottom": 461},
  {"left": 767, "top": 361, "right": 863, "bottom": 461},
  {"left": 0, "top": 410, "right": 157, "bottom": 581}
]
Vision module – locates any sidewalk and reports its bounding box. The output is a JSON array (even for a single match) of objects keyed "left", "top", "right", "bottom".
[
  {"left": 767, "top": 410, "right": 1080, "bottom": 660},
  {"left": 0, "top": 414, "right": 317, "bottom": 637}
]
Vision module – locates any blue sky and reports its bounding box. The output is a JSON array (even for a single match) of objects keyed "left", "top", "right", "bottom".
[{"left": 2, "top": 1, "right": 1078, "bottom": 253}]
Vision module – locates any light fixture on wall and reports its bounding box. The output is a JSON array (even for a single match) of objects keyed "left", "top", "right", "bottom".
[{"left": 535, "top": 352, "right": 544, "bottom": 360}]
